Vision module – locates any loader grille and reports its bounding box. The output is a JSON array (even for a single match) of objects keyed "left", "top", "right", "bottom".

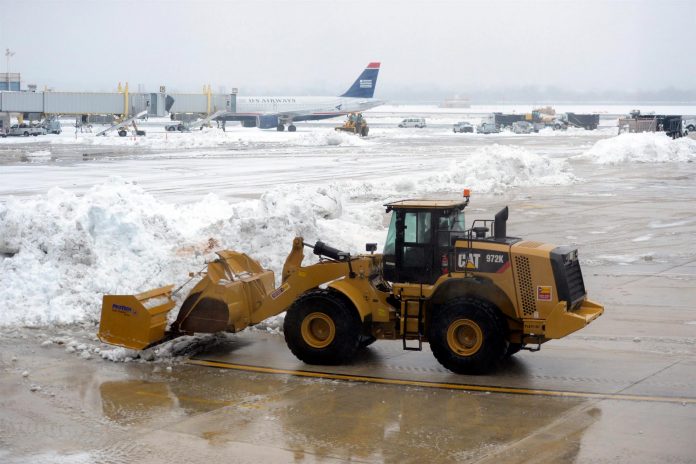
[
  {"left": 550, "top": 247, "right": 587, "bottom": 310},
  {"left": 515, "top": 255, "right": 536, "bottom": 316}
]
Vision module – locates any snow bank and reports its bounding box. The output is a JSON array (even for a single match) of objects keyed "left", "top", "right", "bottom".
[
  {"left": 347, "top": 144, "right": 576, "bottom": 196},
  {"left": 0, "top": 178, "right": 381, "bottom": 327},
  {"left": 0, "top": 144, "right": 571, "bottom": 328},
  {"left": 579, "top": 133, "right": 696, "bottom": 164},
  {"left": 297, "top": 131, "right": 371, "bottom": 146},
  {"left": 19, "top": 126, "right": 371, "bottom": 150},
  {"left": 421, "top": 145, "right": 576, "bottom": 193}
]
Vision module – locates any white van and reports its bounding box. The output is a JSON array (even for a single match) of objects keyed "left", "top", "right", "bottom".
[{"left": 398, "top": 118, "right": 426, "bottom": 128}]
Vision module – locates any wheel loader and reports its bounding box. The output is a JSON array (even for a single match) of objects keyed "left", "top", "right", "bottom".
[
  {"left": 98, "top": 191, "right": 603, "bottom": 374},
  {"left": 335, "top": 112, "right": 369, "bottom": 137}
]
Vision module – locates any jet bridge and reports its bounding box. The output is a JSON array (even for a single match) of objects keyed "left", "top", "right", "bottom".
[{"left": 0, "top": 89, "right": 236, "bottom": 118}]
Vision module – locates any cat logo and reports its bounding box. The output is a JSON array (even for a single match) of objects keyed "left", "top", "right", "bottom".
[{"left": 455, "top": 249, "right": 510, "bottom": 273}]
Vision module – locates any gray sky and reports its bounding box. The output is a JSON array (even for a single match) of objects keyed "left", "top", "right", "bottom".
[{"left": 2, "top": 0, "right": 695, "bottom": 100}]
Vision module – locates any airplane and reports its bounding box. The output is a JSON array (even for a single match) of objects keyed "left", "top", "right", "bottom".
[{"left": 219, "top": 62, "right": 382, "bottom": 131}]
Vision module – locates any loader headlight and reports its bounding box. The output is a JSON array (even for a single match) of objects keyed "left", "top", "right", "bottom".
[{"left": 564, "top": 249, "right": 578, "bottom": 265}]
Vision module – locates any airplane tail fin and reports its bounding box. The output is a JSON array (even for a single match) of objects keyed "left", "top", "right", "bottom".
[{"left": 340, "top": 62, "right": 380, "bottom": 98}]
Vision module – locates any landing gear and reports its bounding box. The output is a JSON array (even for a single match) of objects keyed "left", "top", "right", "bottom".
[
  {"left": 276, "top": 123, "right": 285, "bottom": 132},
  {"left": 288, "top": 124, "right": 297, "bottom": 132}
]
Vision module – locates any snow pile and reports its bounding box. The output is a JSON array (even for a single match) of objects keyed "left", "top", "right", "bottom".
[
  {"left": 0, "top": 178, "right": 381, "bottom": 327},
  {"left": 34, "top": 127, "right": 372, "bottom": 149},
  {"left": 579, "top": 133, "right": 696, "bottom": 164},
  {"left": 425, "top": 145, "right": 576, "bottom": 193},
  {"left": 0, "top": 145, "right": 573, "bottom": 328},
  {"left": 348, "top": 144, "right": 576, "bottom": 196},
  {"left": 297, "top": 130, "right": 371, "bottom": 147}
]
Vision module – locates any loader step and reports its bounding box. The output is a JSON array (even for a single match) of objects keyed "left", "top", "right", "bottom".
[{"left": 402, "top": 298, "right": 425, "bottom": 351}]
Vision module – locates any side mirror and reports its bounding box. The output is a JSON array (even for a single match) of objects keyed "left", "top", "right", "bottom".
[{"left": 365, "top": 243, "right": 377, "bottom": 254}]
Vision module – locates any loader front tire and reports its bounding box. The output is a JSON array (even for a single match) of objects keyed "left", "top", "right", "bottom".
[
  {"left": 284, "top": 289, "right": 361, "bottom": 365},
  {"left": 428, "top": 297, "right": 508, "bottom": 374}
]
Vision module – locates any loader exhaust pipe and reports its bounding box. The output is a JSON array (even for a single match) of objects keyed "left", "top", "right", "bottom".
[{"left": 494, "top": 206, "right": 508, "bottom": 240}]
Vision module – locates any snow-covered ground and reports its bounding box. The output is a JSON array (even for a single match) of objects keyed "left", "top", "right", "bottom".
[{"left": 1, "top": 104, "right": 695, "bottom": 361}]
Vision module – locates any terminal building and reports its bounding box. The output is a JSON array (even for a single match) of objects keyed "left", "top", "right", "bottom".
[{"left": 1, "top": 73, "right": 21, "bottom": 91}]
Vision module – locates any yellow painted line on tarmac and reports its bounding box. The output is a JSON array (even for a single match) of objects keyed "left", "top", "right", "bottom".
[
  {"left": 188, "top": 359, "right": 696, "bottom": 405},
  {"left": 135, "top": 389, "right": 234, "bottom": 406}
]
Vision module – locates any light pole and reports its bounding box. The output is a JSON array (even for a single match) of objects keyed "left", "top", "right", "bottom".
[{"left": 5, "top": 48, "right": 15, "bottom": 90}]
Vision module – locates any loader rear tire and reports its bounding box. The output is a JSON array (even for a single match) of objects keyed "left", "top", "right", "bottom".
[
  {"left": 284, "top": 289, "right": 361, "bottom": 365},
  {"left": 428, "top": 297, "right": 508, "bottom": 374}
]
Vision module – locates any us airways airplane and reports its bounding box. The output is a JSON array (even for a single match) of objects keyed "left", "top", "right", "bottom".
[{"left": 220, "top": 62, "right": 382, "bottom": 131}]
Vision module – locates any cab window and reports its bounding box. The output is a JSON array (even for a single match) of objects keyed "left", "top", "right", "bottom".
[
  {"left": 384, "top": 213, "right": 397, "bottom": 256},
  {"left": 404, "top": 211, "right": 431, "bottom": 244}
]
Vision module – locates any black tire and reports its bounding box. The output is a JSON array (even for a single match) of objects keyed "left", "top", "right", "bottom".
[
  {"left": 276, "top": 123, "right": 285, "bottom": 131},
  {"left": 428, "top": 297, "right": 508, "bottom": 374},
  {"left": 284, "top": 289, "right": 362, "bottom": 365},
  {"left": 118, "top": 130, "right": 127, "bottom": 137},
  {"left": 23, "top": 131, "right": 29, "bottom": 137},
  {"left": 688, "top": 125, "right": 695, "bottom": 132},
  {"left": 361, "top": 126, "right": 369, "bottom": 137},
  {"left": 288, "top": 125, "right": 296, "bottom": 132}
]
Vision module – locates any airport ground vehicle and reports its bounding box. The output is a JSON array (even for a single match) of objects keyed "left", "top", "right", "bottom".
[
  {"left": 512, "top": 121, "right": 535, "bottom": 134},
  {"left": 399, "top": 118, "right": 426, "bottom": 128},
  {"left": 618, "top": 110, "right": 686, "bottom": 138},
  {"left": 7, "top": 123, "right": 46, "bottom": 137},
  {"left": 99, "top": 193, "right": 603, "bottom": 374},
  {"left": 476, "top": 122, "right": 500, "bottom": 134},
  {"left": 42, "top": 118, "right": 62, "bottom": 135},
  {"left": 453, "top": 121, "right": 473, "bottom": 133},
  {"left": 482, "top": 110, "right": 599, "bottom": 131},
  {"left": 335, "top": 112, "right": 369, "bottom": 136}
]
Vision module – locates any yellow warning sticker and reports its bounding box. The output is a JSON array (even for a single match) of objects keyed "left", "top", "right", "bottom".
[{"left": 537, "top": 286, "right": 552, "bottom": 301}]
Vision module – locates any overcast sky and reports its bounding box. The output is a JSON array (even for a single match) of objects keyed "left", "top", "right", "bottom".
[{"left": 2, "top": 0, "right": 695, "bottom": 100}]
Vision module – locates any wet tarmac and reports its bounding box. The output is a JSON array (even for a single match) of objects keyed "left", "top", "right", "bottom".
[
  {"left": 1, "top": 126, "right": 695, "bottom": 463},
  {"left": 1, "top": 326, "right": 695, "bottom": 464}
]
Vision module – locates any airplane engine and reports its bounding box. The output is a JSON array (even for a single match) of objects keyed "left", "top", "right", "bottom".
[{"left": 257, "top": 115, "right": 279, "bottom": 129}]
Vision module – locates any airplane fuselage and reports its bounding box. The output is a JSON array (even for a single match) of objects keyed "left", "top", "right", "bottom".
[{"left": 233, "top": 96, "right": 382, "bottom": 123}]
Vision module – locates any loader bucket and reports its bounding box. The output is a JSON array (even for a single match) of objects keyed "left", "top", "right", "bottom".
[{"left": 98, "top": 285, "right": 177, "bottom": 350}]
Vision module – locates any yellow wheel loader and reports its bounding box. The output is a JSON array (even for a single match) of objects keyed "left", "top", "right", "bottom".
[
  {"left": 335, "top": 112, "right": 369, "bottom": 137},
  {"left": 98, "top": 192, "right": 603, "bottom": 374}
]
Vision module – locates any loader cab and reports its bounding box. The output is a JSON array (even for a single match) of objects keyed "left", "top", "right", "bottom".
[{"left": 383, "top": 199, "right": 468, "bottom": 285}]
